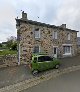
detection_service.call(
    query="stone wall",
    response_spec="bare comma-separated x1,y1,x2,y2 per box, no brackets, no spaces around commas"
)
77,46,80,54
16,11,78,63
18,23,34,63
17,21,78,63
0,55,18,68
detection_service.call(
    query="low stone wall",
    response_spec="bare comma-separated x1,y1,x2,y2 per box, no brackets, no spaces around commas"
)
0,55,18,68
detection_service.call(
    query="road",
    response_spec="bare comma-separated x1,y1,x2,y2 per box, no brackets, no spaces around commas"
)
0,65,33,88
21,69,80,92
0,55,80,88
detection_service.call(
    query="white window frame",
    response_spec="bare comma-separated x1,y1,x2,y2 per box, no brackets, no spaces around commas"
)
63,46,72,55
34,29,40,38
53,31,57,39
67,33,70,40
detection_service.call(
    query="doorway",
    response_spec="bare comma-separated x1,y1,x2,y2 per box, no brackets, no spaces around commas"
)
53,47,58,58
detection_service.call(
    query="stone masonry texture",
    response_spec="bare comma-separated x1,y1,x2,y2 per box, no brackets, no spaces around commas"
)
16,12,78,64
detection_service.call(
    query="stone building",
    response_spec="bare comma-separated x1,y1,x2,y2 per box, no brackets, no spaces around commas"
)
16,11,78,64
77,37,80,54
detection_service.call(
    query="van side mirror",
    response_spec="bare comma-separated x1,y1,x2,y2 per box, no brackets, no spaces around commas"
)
33,57,37,63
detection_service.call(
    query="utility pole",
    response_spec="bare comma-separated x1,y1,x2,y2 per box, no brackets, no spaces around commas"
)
17,24,21,65
18,42,20,65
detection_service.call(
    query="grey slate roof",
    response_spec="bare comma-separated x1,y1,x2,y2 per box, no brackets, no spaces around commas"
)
16,18,79,32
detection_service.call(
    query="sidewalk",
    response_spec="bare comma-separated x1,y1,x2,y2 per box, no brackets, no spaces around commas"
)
60,55,80,69
0,55,80,88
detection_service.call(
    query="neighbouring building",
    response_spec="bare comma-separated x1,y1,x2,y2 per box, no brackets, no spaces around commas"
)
16,11,78,64
77,37,80,54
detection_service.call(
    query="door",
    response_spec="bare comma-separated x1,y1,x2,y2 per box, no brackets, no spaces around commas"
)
37,56,46,71
43,56,53,69
53,47,57,58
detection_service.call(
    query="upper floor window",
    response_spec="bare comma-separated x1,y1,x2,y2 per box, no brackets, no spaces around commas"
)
67,33,70,40
53,31,57,39
34,28,40,38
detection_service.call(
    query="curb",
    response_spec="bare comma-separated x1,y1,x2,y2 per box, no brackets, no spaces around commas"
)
0,65,80,92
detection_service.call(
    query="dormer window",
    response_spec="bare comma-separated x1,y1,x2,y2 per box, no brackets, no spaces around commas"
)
67,33,70,40
34,28,40,38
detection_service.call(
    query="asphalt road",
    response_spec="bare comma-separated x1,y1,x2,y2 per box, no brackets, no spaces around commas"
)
21,69,80,92
59,55,80,69
0,55,80,88
0,65,33,88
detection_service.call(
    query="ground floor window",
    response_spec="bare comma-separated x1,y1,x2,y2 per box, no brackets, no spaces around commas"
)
33,46,40,53
63,46,71,54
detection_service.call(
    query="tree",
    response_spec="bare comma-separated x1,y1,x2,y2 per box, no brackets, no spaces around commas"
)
11,42,17,50
6,36,17,50
0,43,2,47
7,36,16,42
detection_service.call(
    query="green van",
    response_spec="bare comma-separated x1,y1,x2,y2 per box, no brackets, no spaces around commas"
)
29,54,60,75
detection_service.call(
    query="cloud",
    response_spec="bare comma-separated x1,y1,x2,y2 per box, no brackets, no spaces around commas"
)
0,0,80,42
52,0,80,36
0,0,17,43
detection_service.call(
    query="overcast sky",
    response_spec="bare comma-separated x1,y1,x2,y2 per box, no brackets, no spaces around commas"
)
0,0,80,43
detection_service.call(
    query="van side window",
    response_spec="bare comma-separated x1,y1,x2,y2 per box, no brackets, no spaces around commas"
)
38,56,53,62
44,56,53,61
38,56,45,62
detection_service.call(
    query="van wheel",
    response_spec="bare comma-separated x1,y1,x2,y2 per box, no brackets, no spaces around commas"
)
32,70,38,75
55,64,60,69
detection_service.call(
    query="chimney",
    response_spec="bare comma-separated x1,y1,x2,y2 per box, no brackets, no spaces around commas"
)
22,11,27,20
60,24,66,28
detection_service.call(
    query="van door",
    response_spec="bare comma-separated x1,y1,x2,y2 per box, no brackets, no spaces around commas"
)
44,56,53,69
38,56,46,71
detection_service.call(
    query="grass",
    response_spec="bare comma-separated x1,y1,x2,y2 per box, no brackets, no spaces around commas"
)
0,49,17,56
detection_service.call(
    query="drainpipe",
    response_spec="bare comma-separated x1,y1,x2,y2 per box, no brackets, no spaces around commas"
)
18,43,20,65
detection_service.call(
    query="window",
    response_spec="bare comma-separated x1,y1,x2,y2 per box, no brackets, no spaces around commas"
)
63,46,71,54
38,56,53,62
67,33,70,40
33,46,40,53
53,31,57,39
34,28,40,38
44,56,53,61
34,57,37,61
38,56,44,62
